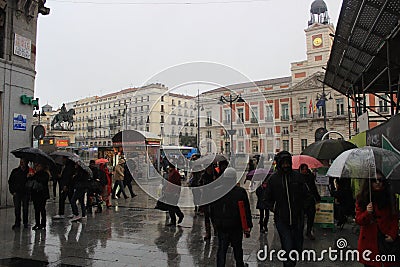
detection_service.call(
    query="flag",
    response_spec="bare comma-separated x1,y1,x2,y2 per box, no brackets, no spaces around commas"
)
308,99,313,114
313,102,317,113
316,99,325,108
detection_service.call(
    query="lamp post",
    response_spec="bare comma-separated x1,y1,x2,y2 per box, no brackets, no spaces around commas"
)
218,93,245,165
316,85,332,130
33,110,46,125
194,89,204,151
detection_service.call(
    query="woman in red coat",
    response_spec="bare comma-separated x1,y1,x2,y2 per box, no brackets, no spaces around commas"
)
355,170,399,267
99,163,112,208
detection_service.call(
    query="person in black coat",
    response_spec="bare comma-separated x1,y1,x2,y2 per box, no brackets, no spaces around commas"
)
299,164,321,240
53,158,76,219
117,160,137,198
255,178,270,234
265,151,307,267
8,158,30,229
70,164,89,222
210,167,252,267
29,162,50,230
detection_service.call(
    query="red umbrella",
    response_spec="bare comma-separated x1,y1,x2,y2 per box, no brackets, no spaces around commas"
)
292,155,323,170
95,158,109,165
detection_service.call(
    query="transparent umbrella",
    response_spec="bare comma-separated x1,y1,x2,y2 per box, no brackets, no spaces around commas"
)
327,146,400,179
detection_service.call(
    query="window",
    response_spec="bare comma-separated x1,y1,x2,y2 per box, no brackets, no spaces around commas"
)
147,96,149,101
207,131,212,138
266,105,273,121
251,106,258,123
172,99,175,106
161,105,164,112
282,127,289,135
252,128,258,137
282,140,289,151
378,95,389,113
207,142,212,153
252,141,259,153
281,104,289,120
336,98,344,115
301,139,307,151
238,141,244,152
266,127,274,136
238,129,244,137
178,100,181,106
300,102,307,118
161,96,164,102
206,111,212,126
237,108,244,122
224,110,231,124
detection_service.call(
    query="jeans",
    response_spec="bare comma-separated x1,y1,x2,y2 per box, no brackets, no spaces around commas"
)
71,188,86,217
275,219,304,267
217,229,244,267
13,193,29,226
112,180,127,198
259,209,270,230
117,181,135,198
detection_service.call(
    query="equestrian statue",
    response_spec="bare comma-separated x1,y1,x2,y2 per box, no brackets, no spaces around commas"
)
51,103,75,130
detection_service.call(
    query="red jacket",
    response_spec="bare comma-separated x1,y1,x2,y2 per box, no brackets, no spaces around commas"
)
355,201,399,266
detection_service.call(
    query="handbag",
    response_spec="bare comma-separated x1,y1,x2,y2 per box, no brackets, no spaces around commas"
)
26,179,43,192
377,229,400,258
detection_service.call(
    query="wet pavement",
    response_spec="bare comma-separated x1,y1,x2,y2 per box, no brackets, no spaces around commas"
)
0,181,361,267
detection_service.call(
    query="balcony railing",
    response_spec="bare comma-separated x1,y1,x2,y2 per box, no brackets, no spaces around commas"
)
250,118,258,123
264,116,274,122
280,115,290,121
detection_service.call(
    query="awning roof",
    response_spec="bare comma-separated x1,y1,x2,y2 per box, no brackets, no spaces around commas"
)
324,0,400,95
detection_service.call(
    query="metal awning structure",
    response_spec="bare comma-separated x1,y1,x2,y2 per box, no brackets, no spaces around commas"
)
324,0,400,124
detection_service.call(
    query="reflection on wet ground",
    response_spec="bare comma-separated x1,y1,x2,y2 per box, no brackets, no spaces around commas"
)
0,183,360,266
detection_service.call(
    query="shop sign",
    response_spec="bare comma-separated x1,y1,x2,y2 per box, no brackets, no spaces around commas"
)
56,140,69,147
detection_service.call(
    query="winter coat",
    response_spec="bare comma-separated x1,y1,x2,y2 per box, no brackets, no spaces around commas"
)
210,186,253,232
265,170,307,226
124,164,134,184
355,201,399,267
59,161,75,188
8,166,29,195
255,184,268,210
99,164,112,194
302,170,321,209
29,170,50,200
72,169,89,191
114,164,124,181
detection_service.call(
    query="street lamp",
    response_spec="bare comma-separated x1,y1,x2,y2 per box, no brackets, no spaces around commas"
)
194,89,204,151
218,93,245,164
33,110,47,125
316,85,333,130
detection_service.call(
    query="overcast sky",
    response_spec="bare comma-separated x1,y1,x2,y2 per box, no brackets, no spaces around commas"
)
35,0,342,109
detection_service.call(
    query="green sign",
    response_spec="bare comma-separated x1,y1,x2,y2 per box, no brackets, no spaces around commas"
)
20,95,39,109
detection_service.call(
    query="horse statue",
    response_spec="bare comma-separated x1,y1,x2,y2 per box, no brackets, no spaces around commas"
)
51,108,75,130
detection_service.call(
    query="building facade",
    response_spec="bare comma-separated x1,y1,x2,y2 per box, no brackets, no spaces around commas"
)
0,0,49,206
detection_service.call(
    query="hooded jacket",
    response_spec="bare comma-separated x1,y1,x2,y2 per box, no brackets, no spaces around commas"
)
265,151,307,225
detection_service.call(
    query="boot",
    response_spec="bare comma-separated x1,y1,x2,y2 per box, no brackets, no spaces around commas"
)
260,223,265,234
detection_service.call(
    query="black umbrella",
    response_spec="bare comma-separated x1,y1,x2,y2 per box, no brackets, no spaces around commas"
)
11,147,56,167
190,154,229,172
50,151,80,164
301,139,357,160
75,160,93,179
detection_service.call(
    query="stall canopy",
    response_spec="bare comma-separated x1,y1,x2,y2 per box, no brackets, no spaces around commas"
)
112,130,161,147
324,0,400,119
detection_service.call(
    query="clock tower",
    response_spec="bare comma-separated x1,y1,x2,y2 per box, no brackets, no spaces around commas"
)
291,0,335,85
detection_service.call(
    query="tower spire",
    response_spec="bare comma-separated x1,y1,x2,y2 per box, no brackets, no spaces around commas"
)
308,0,330,26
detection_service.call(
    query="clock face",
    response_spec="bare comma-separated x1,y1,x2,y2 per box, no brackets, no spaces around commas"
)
313,37,322,47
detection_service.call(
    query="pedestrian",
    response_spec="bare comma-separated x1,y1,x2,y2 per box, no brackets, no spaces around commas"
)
355,169,400,267
70,162,89,222
199,163,217,240
117,159,137,198
165,164,184,226
299,163,321,240
265,151,307,267
53,157,75,219
215,159,229,178
29,162,50,230
331,177,355,228
255,178,270,234
210,167,252,267
112,158,128,199
99,163,112,208
87,160,100,213
8,158,30,229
